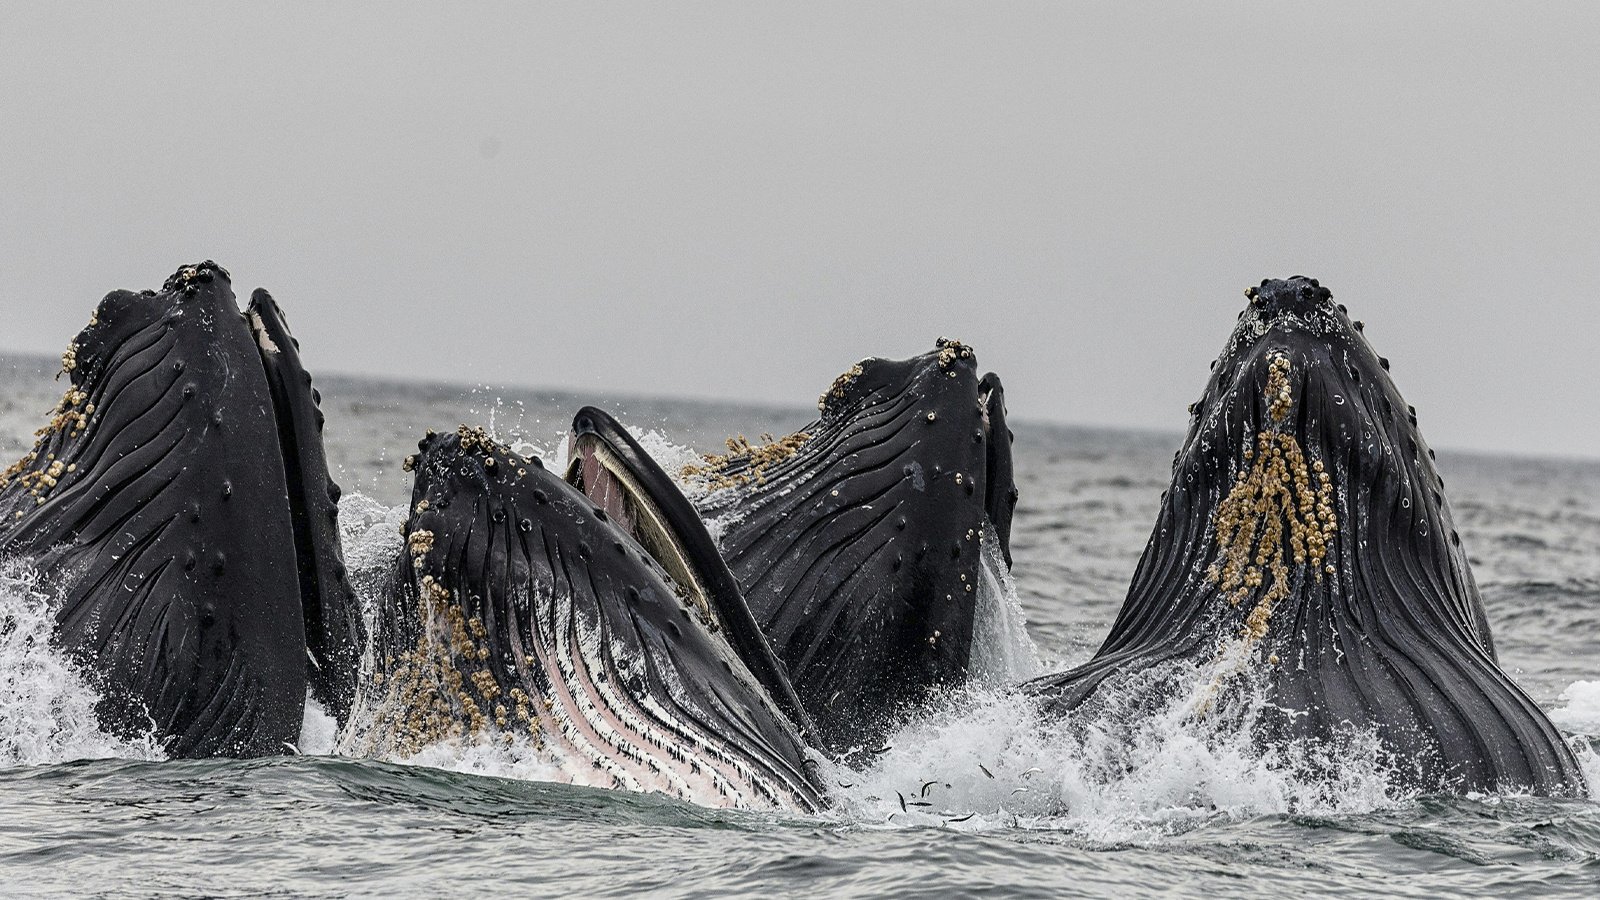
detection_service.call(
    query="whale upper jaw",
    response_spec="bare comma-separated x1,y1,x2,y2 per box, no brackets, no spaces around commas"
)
0,261,361,757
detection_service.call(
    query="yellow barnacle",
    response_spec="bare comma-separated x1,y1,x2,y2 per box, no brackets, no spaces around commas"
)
818,363,865,410
681,430,811,490
1204,352,1339,652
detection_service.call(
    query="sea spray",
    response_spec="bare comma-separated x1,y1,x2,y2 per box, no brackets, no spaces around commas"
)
298,695,339,756
0,559,162,766
1552,680,1600,735
838,653,1401,841
970,524,1043,685
1552,680,1600,800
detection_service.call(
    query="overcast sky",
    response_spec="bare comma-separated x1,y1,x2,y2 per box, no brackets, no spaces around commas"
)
2,2,1597,459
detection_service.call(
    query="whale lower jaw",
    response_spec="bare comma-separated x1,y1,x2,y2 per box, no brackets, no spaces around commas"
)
348,573,817,811
505,589,817,810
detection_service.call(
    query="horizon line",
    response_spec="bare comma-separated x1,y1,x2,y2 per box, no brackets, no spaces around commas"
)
2,347,1595,467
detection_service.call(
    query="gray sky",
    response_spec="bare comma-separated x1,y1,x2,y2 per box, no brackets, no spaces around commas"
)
3,2,1597,459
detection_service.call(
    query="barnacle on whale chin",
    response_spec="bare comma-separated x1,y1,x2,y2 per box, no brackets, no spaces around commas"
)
1203,354,1338,648
365,570,544,758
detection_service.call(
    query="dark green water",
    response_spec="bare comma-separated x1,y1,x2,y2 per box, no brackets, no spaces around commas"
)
2,356,1598,897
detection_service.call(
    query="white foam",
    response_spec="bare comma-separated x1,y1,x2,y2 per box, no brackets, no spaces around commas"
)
1571,740,1600,802
1551,680,1600,801
400,732,566,784
0,559,163,766
969,524,1043,685
835,657,1401,841
297,694,339,756
338,492,407,587
1551,680,1600,735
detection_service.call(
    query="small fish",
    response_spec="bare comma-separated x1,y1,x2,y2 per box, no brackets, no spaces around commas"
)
908,801,933,808
920,780,939,797
871,745,893,755
979,764,995,779
1010,787,1029,795
837,781,855,789
945,813,976,824
896,791,907,812
1021,767,1042,779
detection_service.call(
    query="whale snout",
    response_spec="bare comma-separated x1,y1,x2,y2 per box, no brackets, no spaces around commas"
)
1246,276,1334,321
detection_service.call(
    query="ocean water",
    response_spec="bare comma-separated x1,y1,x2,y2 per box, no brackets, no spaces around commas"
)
2,352,1598,898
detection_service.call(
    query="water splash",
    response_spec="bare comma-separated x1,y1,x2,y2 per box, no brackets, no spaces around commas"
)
1552,680,1600,735
629,426,708,484
0,559,163,766
836,656,1401,842
339,490,408,621
1552,680,1600,801
298,695,339,756
970,524,1042,685
401,732,565,783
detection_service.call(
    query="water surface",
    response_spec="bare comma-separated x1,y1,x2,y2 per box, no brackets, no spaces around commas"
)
2,353,1596,897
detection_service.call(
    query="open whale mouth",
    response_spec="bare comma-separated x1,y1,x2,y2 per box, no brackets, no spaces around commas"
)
563,407,822,746
565,415,715,626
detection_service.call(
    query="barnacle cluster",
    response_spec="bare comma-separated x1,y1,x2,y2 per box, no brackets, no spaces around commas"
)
0,453,76,508
1204,355,1338,647
817,363,864,411
1,387,94,505
935,336,973,371
681,431,811,491
368,570,543,756
455,424,491,454
407,529,435,569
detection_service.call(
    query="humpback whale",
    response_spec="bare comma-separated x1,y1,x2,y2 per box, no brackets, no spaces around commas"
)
684,340,1018,753
1027,277,1586,796
347,426,826,812
0,262,363,757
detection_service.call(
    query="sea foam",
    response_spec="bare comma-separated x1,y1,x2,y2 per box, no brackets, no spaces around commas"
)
0,559,163,766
